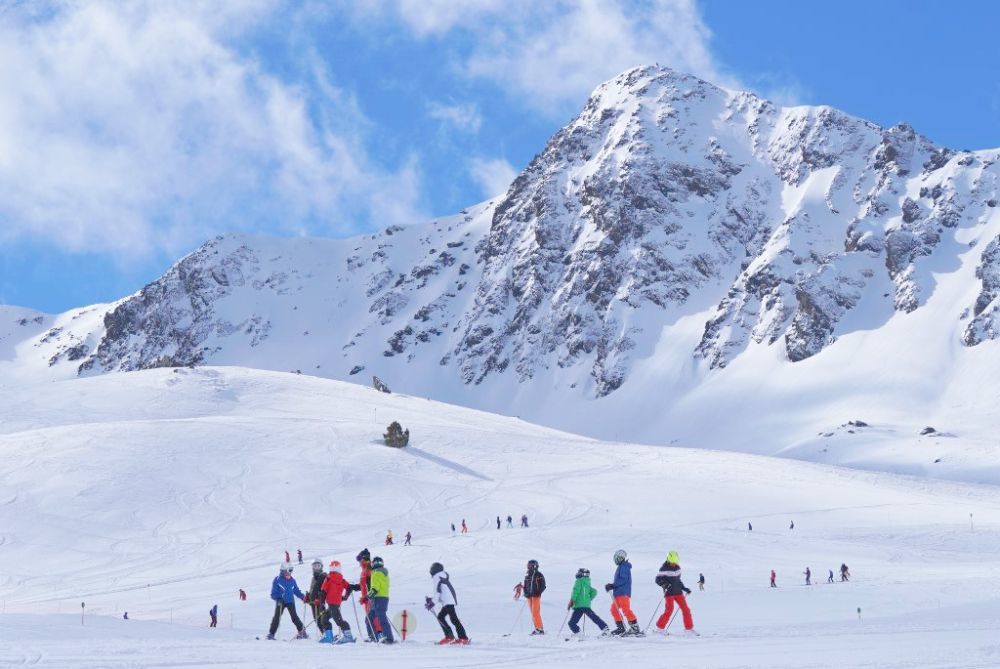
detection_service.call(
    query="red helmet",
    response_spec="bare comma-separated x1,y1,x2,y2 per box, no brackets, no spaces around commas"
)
328,560,342,573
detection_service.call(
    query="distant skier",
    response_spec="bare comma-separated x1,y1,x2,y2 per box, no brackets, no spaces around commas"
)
497,516,501,530
606,549,641,636
267,563,307,640
297,549,303,564
319,560,355,644
507,515,513,528
451,523,456,534
306,558,327,631
698,573,705,591
521,514,529,528
567,567,609,636
404,531,412,546
790,520,795,530
426,562,469,644
840,563,850,582
366,556,394,643
354,548,381,641
385,530,393,545
515,559,546,634
748,522,752,532
770,570,777,588
655,551,697,635
284,550,291,563
804,567,811,585
210,604,218,628
239,589,246,601
461,519,468,534
827,569,834,584
123,611,128,620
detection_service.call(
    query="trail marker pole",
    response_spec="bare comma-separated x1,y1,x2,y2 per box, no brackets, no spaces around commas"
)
857,607,862,623
81,602,85,626
970,513,974,531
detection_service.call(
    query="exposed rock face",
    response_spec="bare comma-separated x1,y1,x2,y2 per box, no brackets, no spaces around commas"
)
10,65,1000,402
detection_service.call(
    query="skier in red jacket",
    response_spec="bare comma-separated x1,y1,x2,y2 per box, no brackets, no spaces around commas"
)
318,561,355,643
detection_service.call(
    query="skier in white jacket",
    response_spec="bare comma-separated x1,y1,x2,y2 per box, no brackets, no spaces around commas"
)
424,562,469,644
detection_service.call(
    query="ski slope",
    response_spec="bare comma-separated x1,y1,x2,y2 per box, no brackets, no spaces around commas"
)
1,367,998,667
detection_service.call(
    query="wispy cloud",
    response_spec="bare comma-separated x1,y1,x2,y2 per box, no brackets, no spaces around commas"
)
469,157,517,199
427,101,483,133
0,1,426,259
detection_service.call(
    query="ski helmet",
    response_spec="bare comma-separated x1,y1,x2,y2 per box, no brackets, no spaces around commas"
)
356,548,370,563
575,567,590,578
372,556,384,569
279,562,293,573
667,550,680,564
429,562,444,576
527,559,539,571
312,558,323,571
328,560,342,573
613,549,627,565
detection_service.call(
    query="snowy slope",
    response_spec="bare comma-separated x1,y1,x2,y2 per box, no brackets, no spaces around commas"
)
0,367,999,668
3,65,1000,481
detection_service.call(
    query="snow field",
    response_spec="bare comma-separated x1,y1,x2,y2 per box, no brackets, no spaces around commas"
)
1,367,999,667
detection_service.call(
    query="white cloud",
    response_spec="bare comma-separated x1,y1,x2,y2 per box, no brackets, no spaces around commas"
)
0,1,426,258
469,157,517,199
427,101,482,133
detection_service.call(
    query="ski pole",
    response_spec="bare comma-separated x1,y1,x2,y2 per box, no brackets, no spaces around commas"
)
505,599,526,636
557,608,570,636
663,608,680,633
643,597,663,633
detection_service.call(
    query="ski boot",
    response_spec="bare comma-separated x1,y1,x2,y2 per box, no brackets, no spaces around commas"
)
319,629,334,644
437,637,456,645
611,621,626,636
454,637,470,645
530,628,545,635
265,633,276,640
627,622,644,637
296,628,309,639
335,630,356,644
684,628,700,637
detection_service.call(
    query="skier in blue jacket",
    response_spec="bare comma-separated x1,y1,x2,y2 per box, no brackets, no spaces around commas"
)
604,549,640,635
267,562,307,639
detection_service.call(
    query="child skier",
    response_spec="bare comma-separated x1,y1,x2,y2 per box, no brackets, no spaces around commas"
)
516,559,546,634
567,568,608,636
425,562,469,644
306,558,327,633
354,548,382,641
605,549,641,636
209,604,217,628
654,551,697,635
319,560,355,643
267,562,307,640
366,556,394,644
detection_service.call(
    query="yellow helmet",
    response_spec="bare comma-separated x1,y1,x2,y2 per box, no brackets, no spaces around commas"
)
667,551,680,564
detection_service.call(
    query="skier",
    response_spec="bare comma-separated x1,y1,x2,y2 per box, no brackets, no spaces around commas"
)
306,558,327,632
497,516,501,530
521,514,529,528
239,589,246,601
804,567,811,585
516,559,547,634
319,560,355,644
605,549,641,636
425,562,469,644
828,569,835,584
267,562,307,640
840,563,850,582
284,550,291,563
748,522,752,532
385,530,393,546
567,567,608,637
770,570,777,588
451,523,456,534
297,549,303,565
354,548,382,641
790,520,795,530
654,551,697,635
461,519,468,534
507,515,513,528
404,531,412,546
210,604,218,628
698,573,705,591
123,611,128,620
366,556,394,644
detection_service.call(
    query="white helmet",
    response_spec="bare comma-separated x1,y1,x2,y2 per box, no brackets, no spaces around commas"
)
311,558,323,570
279,562,294,573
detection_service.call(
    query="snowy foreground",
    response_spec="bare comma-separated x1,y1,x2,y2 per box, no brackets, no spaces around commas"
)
1,367,998,668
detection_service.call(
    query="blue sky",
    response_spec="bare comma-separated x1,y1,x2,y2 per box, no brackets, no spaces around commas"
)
1,0,998,313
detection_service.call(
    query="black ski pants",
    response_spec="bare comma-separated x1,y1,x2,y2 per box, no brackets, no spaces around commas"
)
310,600,326,630
436,604,467,639
321,603,351,632
269,601,304,635
568,607,607,633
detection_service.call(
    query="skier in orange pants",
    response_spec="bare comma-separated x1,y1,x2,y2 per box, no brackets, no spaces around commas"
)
515,559,547,634
655,551,697,635
605,550,641,635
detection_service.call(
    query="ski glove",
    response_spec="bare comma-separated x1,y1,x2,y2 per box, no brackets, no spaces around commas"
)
684,588,692,595
367,588,377,599
604,583,614,592
425,597,435,611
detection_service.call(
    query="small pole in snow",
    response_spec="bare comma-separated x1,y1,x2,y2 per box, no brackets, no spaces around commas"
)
970,513,974,531
81,602,85,626
857,607,861,623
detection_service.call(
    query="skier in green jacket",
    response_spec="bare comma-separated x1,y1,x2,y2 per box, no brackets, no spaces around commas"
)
566,568,609,636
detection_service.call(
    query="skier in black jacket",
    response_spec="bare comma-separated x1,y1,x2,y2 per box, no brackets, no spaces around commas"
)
306,558,328,632
653,551,697,635
514,559,546,634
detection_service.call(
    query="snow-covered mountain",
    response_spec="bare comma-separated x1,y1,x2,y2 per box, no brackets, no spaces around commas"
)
4,65,1000,476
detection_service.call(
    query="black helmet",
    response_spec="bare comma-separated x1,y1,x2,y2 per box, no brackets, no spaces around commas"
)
527,559,539,571
356,548,370,563
372,556,384,569
430,562,444,576
575,567,590,578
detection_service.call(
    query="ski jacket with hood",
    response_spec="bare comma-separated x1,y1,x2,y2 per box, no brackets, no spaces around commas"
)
369,567,390,598
655,561,688,596
570,576,598,608
523,569,546,598
308,571,327,602
271,573,304,603
431,570,458,607
321,571,352,605
612,560,633,597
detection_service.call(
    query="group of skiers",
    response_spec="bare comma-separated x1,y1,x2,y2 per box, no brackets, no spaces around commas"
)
514,549,697,638
770,563,850,587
